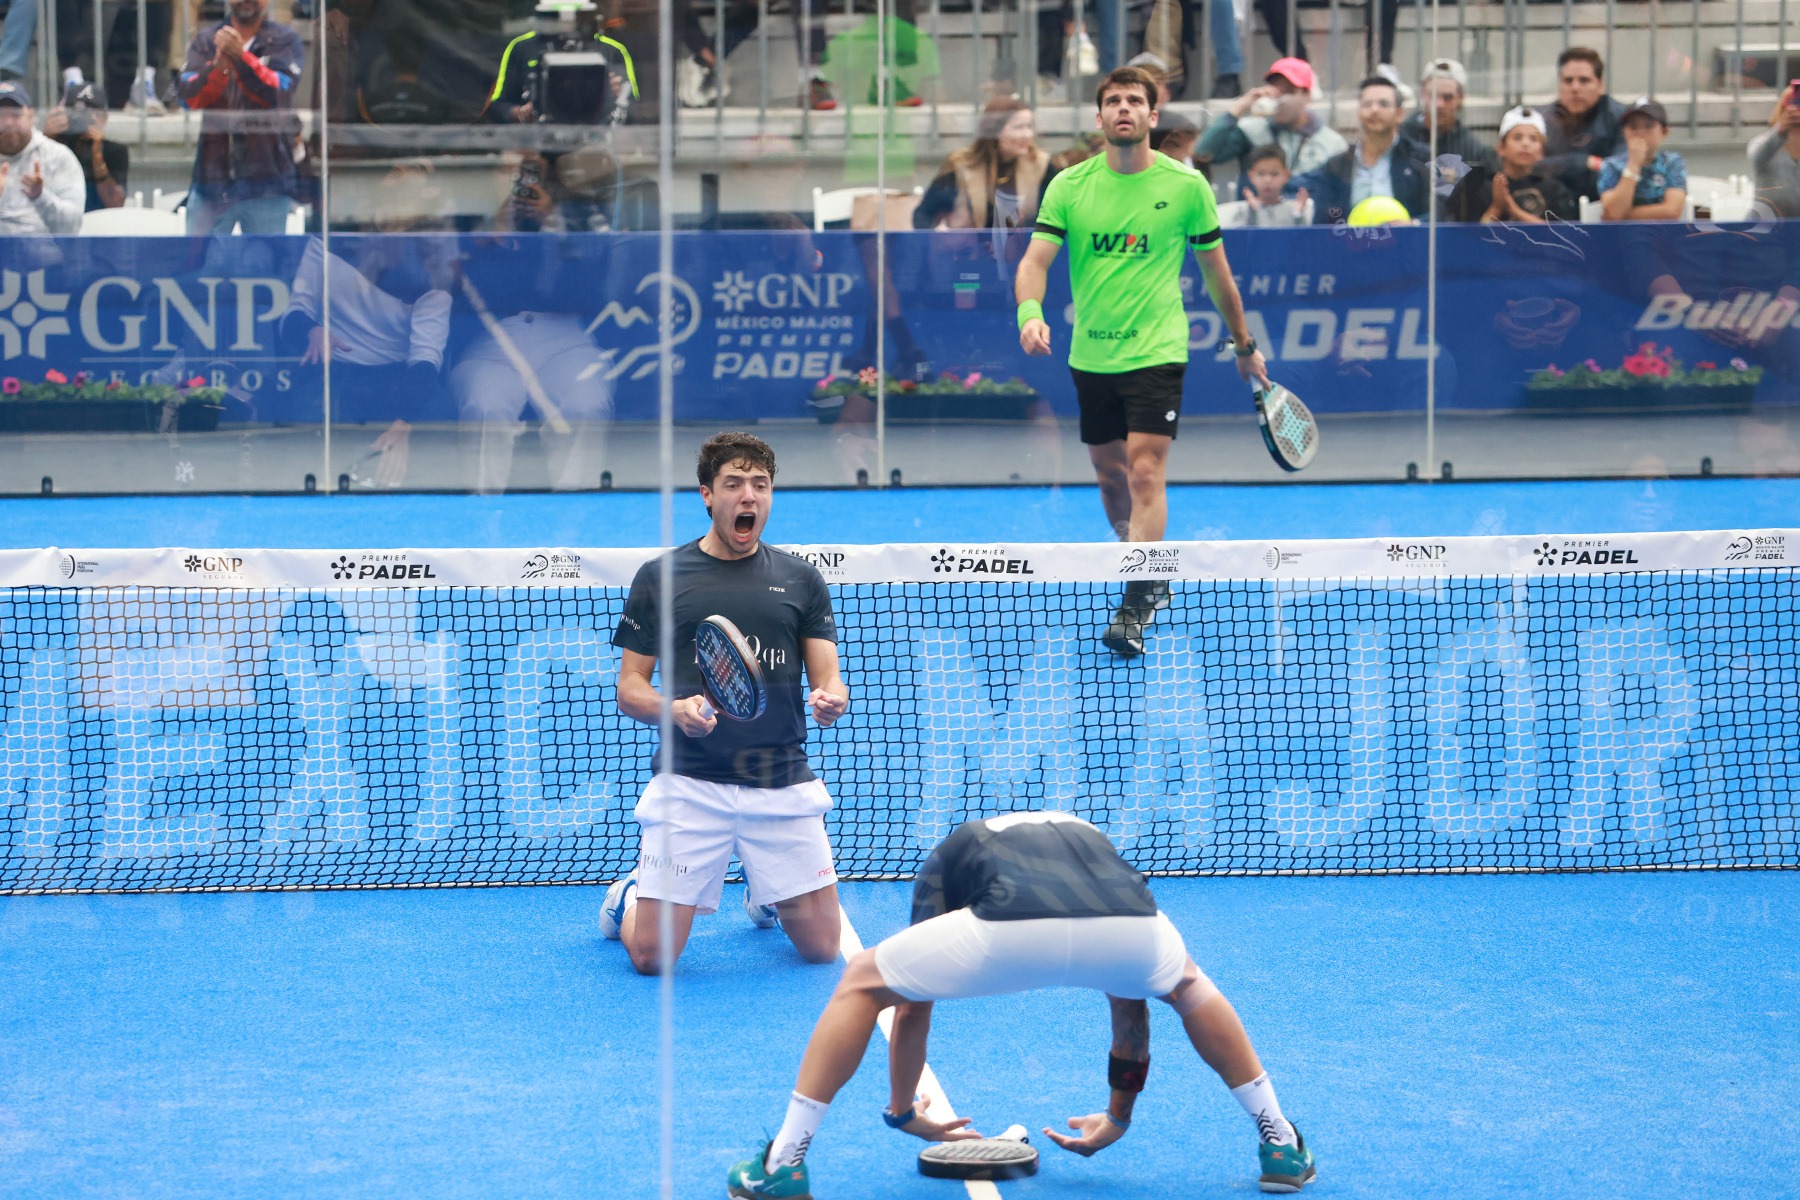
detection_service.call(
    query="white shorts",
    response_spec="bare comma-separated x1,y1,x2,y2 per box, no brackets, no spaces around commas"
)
874,909,1192,1002
633,774,836,915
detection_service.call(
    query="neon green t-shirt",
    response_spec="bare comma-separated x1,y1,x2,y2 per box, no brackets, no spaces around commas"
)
1031,152,1223,374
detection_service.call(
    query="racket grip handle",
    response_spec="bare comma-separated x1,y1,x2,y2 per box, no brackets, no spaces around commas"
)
696,698,715,720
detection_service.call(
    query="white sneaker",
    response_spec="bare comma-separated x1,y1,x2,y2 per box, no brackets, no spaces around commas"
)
676,55,718,107
598,870,638,940
127,76,166,116
743,886,779,930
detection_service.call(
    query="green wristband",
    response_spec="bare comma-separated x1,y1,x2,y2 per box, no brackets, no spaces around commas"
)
1016,299,1044,331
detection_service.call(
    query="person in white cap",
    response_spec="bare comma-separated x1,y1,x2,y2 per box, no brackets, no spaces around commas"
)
1400,58,1495,179
0,80,84,235
1444,105,1577,223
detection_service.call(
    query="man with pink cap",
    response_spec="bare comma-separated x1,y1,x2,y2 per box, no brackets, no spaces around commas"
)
1196,58,1347,202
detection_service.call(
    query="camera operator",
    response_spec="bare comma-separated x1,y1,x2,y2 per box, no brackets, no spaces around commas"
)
484,0,636,127
43,81,126,211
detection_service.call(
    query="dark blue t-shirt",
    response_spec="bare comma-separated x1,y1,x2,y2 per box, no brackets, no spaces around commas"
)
910,813,1159,923
613,540,837,788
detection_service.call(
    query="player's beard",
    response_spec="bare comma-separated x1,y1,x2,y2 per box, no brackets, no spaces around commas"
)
1104,126,1148,149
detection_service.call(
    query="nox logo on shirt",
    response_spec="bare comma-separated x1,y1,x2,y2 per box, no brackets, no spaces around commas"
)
1089,232,1150,255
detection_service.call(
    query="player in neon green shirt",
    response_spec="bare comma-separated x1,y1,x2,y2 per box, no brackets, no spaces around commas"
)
1016,65,1268,657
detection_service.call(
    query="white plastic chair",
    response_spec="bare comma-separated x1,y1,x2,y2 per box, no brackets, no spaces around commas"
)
78,207,188,236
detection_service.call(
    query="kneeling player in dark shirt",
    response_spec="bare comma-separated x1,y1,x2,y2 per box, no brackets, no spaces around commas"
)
728,811,1316,1197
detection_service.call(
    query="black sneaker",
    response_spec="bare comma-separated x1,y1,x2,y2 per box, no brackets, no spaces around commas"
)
1102,580,1172,658
1210,72,1241,99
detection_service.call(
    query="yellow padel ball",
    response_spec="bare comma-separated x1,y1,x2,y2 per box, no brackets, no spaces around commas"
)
1346,196,1412,227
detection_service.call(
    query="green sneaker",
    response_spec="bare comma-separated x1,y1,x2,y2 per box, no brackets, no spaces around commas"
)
1258,1127,1316,1193
727,1144,813,1199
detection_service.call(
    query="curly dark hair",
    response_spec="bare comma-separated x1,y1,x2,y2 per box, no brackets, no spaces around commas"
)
696,431,778,489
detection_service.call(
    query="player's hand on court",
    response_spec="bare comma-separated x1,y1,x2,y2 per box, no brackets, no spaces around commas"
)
808,688,846,727
672,694,717,737
1043,1112,1126,1157
898,1096,981,1143
1234,346,1270,390
1019,318,1051,356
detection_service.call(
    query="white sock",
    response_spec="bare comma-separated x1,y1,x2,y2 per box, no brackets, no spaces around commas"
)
766,1092,829,1170
1230,1073,1296,1146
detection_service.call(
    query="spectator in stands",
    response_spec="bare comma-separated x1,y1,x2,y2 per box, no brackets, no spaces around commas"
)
0,0,36,84
450,153,615,493
0,80,82,233
1401,58,1495,181
1749,86,1800,219
1137,0,1246,99
174,0,304,235
1198,57,1347,201
675,0,830,111
1443,105,1576,223
1217,144,1311,226
1291,74,1428,225
42,80,124,211
485,0,636,126
1599,96,1686,221
1541,46,1624,201
1152,112,1200,166
4,0,169,111
915,97,1053,232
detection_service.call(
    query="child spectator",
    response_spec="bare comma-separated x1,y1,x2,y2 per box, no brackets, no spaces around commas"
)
1598,96,1687,221
1217,144,1312,226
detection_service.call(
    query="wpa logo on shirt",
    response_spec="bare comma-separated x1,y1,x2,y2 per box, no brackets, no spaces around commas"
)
1089,232,1150,256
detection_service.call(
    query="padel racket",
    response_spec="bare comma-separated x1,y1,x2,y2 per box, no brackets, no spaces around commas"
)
1253,381,1319,472
918,1137,1039,1181
693,614,766,721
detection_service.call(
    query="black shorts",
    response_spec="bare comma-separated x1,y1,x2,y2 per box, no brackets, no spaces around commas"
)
1070,363,1186,445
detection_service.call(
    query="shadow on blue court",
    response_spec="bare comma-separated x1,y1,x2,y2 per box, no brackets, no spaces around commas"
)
0,476,1794,550
2,872,1794,1198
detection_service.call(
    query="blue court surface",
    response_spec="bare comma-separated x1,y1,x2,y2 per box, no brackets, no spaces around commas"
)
2,479,1796,1197
0,475,1794,549
2,872,1796,1198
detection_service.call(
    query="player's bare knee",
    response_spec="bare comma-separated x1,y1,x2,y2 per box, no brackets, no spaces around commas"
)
1161,961,1221,1016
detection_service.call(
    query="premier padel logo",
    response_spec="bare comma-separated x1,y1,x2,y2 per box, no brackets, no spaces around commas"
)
1531,539,1641,570
1089,232,1150,256
1726,534,1785,562
521,552,582,581
1120,548,1181,576
932,549,1036,576
329,554,440,583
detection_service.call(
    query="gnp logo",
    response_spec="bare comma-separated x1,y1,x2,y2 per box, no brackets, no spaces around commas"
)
712,270,857,315
1120,547,1181,575
1089,232,1150,255
329,554,440,583
930,549,1037,576
182,553,245,579
1386,543,1449,571
1725,534,1786,563
791,548,849,578
1530,540,1641,570
3,269,291,361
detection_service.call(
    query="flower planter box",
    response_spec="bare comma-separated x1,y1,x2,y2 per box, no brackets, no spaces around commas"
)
1523,384,1757,414
0,399,225,434
810,390,1040,424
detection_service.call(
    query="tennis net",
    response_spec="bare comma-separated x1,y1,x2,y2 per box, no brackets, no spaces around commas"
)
1,531,1795,893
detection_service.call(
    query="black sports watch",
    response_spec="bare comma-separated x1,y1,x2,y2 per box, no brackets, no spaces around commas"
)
1232,337,1259,357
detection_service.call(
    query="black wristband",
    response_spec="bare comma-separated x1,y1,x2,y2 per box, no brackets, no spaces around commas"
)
882,1106,916,1129
1108,1053,1149,1092
1233,337,1259,357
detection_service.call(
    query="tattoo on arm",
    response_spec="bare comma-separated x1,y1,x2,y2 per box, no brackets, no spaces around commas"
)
1110,997,1150,1059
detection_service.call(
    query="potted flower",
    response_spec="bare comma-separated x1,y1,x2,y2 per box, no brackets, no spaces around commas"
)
809,368,1039,424
0,371,228,433
1525,345,1762,412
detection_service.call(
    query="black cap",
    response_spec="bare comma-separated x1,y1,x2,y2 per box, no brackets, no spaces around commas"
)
66,81,102,110
1621,95,1669,126
0,80,32,108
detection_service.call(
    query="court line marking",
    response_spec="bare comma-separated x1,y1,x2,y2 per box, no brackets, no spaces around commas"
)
838,905,1000,1200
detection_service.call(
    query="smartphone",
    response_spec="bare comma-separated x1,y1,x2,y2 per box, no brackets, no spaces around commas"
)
1788,79,1800,108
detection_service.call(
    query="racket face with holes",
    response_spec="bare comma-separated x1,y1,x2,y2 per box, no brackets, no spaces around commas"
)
694,615,766,721
917,1138,1039,1180
1253,382,1319,472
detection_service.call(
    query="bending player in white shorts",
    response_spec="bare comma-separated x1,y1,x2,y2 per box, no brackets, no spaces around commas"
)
728,811,1316,1197
601,432,849,974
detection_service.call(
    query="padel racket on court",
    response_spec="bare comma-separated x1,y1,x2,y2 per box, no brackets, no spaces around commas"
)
693,614,766,721
1253,381,1319,472
918,1137,1039,1181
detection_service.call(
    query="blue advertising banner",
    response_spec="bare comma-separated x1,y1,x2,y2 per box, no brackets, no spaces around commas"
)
2,222,1795,426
